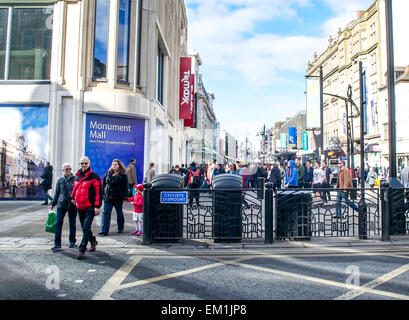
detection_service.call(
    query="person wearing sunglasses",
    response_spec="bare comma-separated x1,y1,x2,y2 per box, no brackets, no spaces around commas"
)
71,156,103,259
49,163,77,251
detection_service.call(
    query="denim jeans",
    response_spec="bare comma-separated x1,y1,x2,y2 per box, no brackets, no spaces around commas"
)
78,207,96,253
336,191,358,217
102,201,125,233
54,206,77,247
43,189,53,203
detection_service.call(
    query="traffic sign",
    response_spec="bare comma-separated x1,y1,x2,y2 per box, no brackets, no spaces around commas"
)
160,191,188,204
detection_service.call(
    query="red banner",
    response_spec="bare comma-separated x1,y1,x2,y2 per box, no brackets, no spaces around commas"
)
184,75,195,127
179,57,194,120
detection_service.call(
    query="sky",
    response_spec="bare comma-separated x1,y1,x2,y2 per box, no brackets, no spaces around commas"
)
185,0,375,151
0,106,49,159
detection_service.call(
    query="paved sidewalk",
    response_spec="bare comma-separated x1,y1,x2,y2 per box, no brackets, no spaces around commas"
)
0,201,408,251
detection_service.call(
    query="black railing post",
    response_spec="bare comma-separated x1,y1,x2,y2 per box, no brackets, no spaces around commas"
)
264,182,273,244
257,177,265,199
358,195,368,239
142,183,152,245
381,181,391,241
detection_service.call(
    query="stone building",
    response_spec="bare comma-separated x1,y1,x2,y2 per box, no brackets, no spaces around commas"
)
184,52,220,165
0,0,189,198
306,0,409,172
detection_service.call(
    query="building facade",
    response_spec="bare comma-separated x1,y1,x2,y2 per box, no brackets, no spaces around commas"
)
184,52,221,165
306,0,409,172
0,0,189,198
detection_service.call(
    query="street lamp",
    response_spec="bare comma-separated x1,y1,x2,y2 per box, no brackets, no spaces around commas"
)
256,125,266,163
385,0,397,180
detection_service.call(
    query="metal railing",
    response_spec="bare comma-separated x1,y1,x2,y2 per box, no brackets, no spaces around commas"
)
142,181,409,244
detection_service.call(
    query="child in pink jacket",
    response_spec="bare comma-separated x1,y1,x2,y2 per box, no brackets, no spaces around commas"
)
128,184,144,236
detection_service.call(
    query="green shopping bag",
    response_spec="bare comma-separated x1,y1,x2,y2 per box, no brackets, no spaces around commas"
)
45,210,57,233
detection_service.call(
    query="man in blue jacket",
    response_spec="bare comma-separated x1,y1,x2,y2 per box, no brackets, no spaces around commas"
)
284,160,298,188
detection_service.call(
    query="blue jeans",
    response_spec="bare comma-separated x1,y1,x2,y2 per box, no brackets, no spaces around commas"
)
336,191,358,217
102,201,125,233
43,189,53,203
78,207,96,253
54,206,77,247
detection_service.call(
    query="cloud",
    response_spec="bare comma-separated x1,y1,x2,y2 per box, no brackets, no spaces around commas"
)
0,108,23,143
187,1,327,89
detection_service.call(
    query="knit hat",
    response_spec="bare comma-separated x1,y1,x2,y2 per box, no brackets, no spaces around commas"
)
135,184,144,192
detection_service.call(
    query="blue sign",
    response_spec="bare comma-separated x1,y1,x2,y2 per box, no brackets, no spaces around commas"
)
371,100,376,127
85,114,145,184
362,71,367,134
160,191,188,204
288,127,297,145
303,132,308,151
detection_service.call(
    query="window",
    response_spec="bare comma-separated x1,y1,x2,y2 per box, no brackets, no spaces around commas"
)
361,29,367,50
156,44,164,105
0,6,53,80
93,0,110,79
117,0,130,82
0,9,7,79
135,0,142,86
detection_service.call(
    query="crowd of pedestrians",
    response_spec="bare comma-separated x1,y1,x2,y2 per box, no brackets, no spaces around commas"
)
44,155,409,259
49,156,147,260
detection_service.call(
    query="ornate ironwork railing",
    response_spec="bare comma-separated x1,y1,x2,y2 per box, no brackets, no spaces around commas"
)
183,188,264,240
274,188,380,238
143,184,389,244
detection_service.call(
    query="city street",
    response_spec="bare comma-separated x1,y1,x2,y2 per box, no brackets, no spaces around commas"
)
1,201,409,305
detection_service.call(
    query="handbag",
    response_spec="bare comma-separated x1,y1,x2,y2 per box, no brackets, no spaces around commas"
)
95,213,102,227
45,210,57,233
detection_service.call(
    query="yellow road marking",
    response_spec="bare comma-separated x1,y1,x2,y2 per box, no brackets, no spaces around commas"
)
223,260,409,300
116,261,227,291
93,256,142,300
336,263,409,300
93,249,409,300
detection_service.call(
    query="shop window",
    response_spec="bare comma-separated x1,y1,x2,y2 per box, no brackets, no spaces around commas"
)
93,0,110,80
117,0,130,82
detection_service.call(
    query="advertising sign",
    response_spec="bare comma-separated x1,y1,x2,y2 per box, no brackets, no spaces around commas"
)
0,105,49,199
303,132,308,151
179,57,195,120
362,71,368,134
85,114,145,184
280,133,287,150
306,78,321,129
184,79,196,128
313,129,322,151
371,100,376,127
288,127,297,145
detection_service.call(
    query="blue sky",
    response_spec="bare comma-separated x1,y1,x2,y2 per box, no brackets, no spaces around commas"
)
185,0,374,150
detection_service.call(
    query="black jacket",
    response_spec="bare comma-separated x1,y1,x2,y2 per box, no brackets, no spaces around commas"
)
269,167,282,188
41,166,53,190
103,171,128,203
51,174,75,209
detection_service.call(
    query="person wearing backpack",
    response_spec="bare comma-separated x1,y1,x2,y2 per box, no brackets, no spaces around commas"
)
185,162,202,207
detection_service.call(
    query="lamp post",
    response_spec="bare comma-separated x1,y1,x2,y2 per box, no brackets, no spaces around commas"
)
358,60,367,239
385,0,397,179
